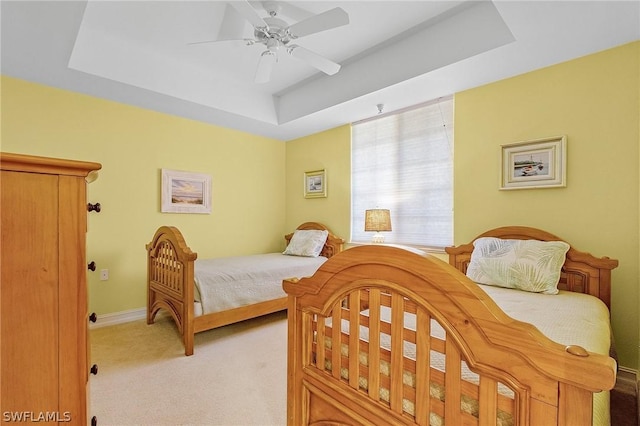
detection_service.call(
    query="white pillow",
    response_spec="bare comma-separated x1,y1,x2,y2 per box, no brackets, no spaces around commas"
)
466,237,570,294
283,229,329,257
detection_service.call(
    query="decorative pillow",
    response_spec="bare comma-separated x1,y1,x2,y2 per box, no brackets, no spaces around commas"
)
466,237,570,294
283,229,329,257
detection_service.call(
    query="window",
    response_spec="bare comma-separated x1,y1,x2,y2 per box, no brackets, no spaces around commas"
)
351,96,453,248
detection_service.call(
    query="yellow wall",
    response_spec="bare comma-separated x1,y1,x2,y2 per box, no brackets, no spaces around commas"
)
285,42,640,369
285,124,352,240
2,41,638,368
1,76,286,316
454,41,639,369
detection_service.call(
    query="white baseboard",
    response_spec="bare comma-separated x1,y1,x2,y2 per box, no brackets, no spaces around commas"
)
616,366,638,394
89,307,147,329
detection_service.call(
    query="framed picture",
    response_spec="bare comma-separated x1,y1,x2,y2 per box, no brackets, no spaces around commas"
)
161,169,212,213
304,169,327,198
500,136,567,190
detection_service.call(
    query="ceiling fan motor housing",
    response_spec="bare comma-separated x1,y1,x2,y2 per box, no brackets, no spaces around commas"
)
255,17,292,47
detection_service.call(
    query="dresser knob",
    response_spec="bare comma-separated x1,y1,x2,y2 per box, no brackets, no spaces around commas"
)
90,364,98,375
87,202,101,213
91,416,97,426
88,261,96,271
89,312,97,323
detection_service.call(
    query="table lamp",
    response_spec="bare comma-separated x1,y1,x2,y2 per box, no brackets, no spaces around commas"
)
364,209,392,244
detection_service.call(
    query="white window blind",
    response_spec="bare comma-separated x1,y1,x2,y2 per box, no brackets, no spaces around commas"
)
351,96,454,248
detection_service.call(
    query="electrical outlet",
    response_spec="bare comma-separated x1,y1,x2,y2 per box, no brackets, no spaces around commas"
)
100,269,109,281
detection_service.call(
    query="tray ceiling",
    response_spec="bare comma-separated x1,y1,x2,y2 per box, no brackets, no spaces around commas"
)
2,1,639,140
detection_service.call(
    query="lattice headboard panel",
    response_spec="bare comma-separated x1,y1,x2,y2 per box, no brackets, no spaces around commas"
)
149,240,185,299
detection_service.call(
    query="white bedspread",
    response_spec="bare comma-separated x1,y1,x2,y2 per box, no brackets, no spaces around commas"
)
341,285,612,425
479,285,611,357
194,253,327,315
481,285,612,426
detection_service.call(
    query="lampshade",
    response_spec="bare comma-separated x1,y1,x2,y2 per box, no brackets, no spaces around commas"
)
365,209,392,232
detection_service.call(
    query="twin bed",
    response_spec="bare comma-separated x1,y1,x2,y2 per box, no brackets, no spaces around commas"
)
284,226,618,425
146,224,618,425
146,222,344,356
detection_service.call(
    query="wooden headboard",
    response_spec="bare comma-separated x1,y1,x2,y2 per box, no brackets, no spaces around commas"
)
445,226,619,309
285,221,344,259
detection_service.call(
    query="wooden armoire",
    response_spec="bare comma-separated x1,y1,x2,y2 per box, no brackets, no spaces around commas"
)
1,152,102,425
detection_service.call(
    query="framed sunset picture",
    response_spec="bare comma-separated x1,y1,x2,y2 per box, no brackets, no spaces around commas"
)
161,169,212,213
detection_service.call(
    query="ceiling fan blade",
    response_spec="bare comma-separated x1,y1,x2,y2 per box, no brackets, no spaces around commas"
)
188,3,257,46
287,45,341,75
217,3,248,41
229,0,269,30
254,50,276,83
287,7,349,39
187,38,253,46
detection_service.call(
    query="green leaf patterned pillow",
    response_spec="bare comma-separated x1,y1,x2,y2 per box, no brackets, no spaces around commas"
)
466,237,570,294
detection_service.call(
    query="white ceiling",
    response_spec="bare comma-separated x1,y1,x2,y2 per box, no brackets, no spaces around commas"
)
2,1,639,141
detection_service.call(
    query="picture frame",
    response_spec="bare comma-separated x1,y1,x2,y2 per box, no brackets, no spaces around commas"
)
304,169,327,198
161,169,212,213
500,135,567,190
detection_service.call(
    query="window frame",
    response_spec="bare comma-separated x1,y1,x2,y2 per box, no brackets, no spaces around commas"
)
350,96,454,249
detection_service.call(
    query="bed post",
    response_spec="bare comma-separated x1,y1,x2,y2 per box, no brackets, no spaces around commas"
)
285,280,301,426
558,383,593,425
183,256,195,356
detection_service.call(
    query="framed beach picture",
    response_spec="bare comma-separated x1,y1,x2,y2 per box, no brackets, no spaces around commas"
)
500,136,567,190
304,169,327,198
161,169,212,213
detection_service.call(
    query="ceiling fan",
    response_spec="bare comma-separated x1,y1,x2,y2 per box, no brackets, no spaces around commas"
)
190,1,349,83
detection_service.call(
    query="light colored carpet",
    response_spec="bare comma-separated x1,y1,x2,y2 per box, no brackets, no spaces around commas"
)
90,312,288,426
91,310,636,425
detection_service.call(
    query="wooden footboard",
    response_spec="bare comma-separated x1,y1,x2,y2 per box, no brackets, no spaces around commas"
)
284,245,617,426
146,226,197,355
147,222,344,356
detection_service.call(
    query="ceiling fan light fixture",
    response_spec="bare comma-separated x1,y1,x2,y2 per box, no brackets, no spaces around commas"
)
266,38,281,51
255,50,277,84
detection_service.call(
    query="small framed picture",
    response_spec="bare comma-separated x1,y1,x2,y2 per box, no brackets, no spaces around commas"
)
304,169,327,198
500,136,567,190
161,169,212,213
